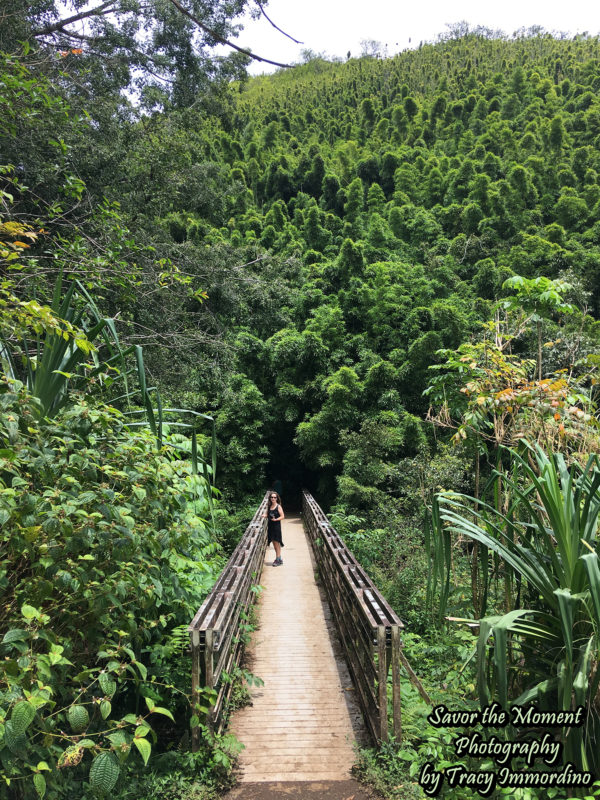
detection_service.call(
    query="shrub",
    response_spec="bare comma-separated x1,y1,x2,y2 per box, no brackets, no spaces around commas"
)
0,379,224,798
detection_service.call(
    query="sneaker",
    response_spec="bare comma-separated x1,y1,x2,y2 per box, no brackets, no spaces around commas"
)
273,558,283,566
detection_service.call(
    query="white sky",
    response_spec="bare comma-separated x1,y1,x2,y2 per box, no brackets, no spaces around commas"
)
234,0,600,75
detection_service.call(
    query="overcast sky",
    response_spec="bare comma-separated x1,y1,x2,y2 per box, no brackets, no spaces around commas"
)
234,0,600,75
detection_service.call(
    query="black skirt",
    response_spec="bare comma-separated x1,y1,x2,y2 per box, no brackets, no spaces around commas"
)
267,520,283,544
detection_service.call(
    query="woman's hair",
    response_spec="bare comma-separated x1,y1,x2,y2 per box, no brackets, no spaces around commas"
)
268,491,281,505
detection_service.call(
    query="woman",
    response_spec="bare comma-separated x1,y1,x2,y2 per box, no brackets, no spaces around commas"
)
263,491,285,566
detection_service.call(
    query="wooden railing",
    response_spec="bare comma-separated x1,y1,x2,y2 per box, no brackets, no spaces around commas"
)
188,494,268,745
302,490,404,742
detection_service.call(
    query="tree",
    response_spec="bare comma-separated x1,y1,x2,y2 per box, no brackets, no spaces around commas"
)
303,206,331,251
337,238,365,279
344,177,365,222
7,0,290,105
391,105,407,138
427,334,598,458
360,97,376,125
549,114,566,152
215,374,268,499
366,182,386,213
501,275,575,381
321,174,343,214
359,39,383,58
356,156,380,186
303,154,326,199
553,191,589,230
295,366,364,477
404,95,418,120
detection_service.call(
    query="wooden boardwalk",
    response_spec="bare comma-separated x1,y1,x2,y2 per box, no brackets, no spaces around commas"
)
230,514,366,782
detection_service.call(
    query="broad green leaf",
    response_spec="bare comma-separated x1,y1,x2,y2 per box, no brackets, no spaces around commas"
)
11,700,35,734
33,773,46,799
107,730,128,747
29,694,50,710
134,661,147,680
2,628,27,644
4,720,27,754
100,700,111,720
150,707,174,721
89,752,119,794
67,705,89,733
133,736,151,765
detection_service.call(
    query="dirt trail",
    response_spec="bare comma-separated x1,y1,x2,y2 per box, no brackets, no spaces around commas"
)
223,778,377,800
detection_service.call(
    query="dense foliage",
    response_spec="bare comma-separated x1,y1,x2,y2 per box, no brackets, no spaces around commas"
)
81,28,600,506
4,18,600,800
0,381,227,798
0,28,239,800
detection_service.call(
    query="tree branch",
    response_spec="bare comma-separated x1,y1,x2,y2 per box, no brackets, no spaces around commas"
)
42,29,178,83
31,0,292,70
256,1,303,44
32,1,117,37
166,0,291,68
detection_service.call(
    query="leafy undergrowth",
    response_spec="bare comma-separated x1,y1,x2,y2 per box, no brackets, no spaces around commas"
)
0,379,232,798
354,628,598,800
354,629,477,800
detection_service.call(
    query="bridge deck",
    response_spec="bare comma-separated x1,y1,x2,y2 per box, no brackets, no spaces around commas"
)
230,514,366,782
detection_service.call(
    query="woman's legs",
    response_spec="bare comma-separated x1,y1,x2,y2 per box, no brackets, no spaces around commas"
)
273,541,281,563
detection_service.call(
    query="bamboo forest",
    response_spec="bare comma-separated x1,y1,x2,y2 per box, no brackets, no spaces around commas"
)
3,3,600,798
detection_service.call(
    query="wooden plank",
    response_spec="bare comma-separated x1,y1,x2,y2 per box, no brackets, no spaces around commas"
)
229,514,364,782
304,491,403,627
187,494,270,733
204,628,215,732
302,492,390,743
399,647,433,705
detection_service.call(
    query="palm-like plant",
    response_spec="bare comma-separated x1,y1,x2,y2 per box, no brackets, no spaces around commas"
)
431,443,600,771
2,270,139,417
2,272,217,506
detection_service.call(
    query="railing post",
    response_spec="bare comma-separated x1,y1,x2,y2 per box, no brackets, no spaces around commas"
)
188,495,269,744
301,490,407,744
377,625,388,742
191,629,201,751
391,625,402,742
204,628,214,733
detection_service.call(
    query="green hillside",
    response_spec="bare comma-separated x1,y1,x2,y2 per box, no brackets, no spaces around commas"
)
112,31,600,505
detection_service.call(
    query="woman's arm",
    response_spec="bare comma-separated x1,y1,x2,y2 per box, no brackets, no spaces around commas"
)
276,504,285,521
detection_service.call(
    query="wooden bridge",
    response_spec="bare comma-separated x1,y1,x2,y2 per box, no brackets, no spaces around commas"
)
188,492,411,782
